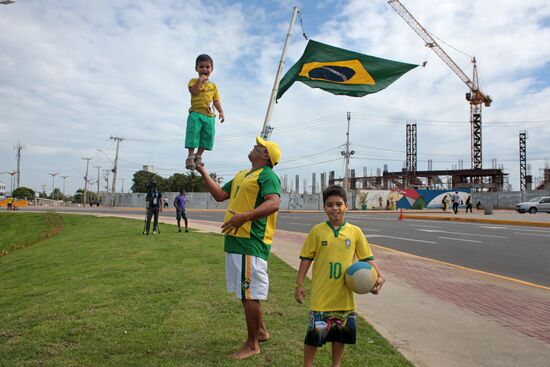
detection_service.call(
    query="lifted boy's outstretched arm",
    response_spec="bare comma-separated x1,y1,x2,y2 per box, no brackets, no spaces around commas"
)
295,259,312,304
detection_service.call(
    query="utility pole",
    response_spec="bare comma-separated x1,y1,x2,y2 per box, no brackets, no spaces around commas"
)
341,112,355,192
81,157,91,205
121,178,125,194
60,175,68,201
48,172,58,200
103,169,110,193
110,136,124,207
14,142,23,188
94,165,101,198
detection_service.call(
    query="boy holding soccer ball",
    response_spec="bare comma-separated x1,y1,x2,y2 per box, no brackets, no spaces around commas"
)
295,185,385,367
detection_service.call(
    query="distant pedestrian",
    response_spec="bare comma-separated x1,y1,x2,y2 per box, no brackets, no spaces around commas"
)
476,200,482,210
465,195,473,213
452,191,461,214
6,196,13,210
174,189,188,233
144,180,163,235
442,195,448,212
378,196,383,209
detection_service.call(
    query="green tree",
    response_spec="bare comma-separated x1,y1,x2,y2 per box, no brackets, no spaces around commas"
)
49,188,67,201
131,171,168,193
12,186,35,199
72,189,99,204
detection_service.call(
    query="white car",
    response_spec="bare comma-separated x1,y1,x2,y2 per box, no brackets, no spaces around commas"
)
515,196,550,214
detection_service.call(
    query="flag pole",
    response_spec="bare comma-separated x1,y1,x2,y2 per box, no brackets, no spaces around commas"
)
261,6,300,139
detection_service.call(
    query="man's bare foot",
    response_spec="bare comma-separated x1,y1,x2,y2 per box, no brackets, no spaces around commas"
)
231,343,260,360
258,330,270,342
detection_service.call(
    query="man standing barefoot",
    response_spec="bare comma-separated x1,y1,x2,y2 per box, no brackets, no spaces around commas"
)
196,136,281,359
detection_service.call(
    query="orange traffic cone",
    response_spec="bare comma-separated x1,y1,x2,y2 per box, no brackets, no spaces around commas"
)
398,209,404,221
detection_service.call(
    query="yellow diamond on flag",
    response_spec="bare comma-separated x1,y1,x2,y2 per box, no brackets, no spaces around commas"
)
298,60,376,85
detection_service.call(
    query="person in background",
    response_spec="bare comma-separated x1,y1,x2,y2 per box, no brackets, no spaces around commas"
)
173,189,189,233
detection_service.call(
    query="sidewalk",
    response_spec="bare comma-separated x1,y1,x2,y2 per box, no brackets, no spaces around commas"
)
400,208,550,227
58,211,550,366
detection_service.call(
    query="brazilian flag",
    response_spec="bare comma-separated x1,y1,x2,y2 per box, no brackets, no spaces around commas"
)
276,40,418,100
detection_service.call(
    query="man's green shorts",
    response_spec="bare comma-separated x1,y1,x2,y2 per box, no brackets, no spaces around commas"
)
185,111,215,150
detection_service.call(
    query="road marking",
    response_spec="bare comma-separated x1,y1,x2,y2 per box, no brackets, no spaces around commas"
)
409,224,442,228
416,229,506,238
509,227,550,233
478,226,508,229
437,236,482,243
512,232,550,237
369,243,550,291
363,228,380,232
366,234,437,244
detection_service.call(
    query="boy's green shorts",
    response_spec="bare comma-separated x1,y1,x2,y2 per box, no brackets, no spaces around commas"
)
185,111,215,150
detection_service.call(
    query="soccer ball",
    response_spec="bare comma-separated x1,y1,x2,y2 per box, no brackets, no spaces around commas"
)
344,262,378,294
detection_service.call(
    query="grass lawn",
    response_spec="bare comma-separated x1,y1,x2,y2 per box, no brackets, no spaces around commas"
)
0,213,413,367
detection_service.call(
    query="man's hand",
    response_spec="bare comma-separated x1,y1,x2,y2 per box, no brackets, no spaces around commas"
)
219,112,225,123
198,74,209,83
221,209,250,235
295,286,306,304
195,163,207,175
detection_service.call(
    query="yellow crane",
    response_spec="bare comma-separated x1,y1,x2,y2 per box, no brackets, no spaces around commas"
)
388,0,492,183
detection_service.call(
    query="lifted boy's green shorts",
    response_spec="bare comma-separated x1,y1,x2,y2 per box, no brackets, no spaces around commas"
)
185,111,215,150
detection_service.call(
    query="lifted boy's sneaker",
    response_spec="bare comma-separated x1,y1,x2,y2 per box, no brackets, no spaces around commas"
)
185,156,195,170
194,155,204,167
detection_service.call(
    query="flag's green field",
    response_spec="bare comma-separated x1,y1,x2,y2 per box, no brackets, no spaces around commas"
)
0,213,413,367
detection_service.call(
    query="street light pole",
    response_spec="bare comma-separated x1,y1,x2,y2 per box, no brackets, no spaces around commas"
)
341,112,355,193
48,172,58,200
60,175,68,201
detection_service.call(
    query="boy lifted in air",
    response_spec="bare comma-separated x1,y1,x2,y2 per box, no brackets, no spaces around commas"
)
295,185,385,367
185,54,225,170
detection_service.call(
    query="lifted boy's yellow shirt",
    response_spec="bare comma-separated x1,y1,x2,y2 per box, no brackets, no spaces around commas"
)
300,222,373,311
188,78,220,117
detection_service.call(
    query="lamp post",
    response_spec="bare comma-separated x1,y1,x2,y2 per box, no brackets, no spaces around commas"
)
1,171,17,194
48,172,59,200
60,175,68,201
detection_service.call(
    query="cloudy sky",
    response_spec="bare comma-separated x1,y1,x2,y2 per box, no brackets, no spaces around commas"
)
1,0,549,196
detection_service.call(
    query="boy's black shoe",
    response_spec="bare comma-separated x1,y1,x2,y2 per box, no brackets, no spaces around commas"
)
185,229,189,233
179,228,182,232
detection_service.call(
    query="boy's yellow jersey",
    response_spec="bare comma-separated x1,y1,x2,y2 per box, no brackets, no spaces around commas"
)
222,167,281,261
188,78,220,116
300,222,374,311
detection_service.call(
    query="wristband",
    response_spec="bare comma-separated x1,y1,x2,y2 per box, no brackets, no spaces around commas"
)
295,282,304,288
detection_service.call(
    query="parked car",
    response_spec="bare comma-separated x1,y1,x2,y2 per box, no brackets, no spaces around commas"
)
515,196,550,214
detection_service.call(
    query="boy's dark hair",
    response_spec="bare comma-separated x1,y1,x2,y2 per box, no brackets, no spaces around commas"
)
196,54,213,67
179,188,185,194
322,185,347,204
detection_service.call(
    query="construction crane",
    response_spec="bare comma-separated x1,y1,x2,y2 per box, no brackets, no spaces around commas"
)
388,0,492,186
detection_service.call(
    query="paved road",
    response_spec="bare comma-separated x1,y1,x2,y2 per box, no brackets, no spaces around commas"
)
25,207,550,287
191,211,550,287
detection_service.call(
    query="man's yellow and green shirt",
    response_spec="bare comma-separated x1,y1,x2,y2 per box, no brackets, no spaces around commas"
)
300,222,374,311
222,166,281,261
